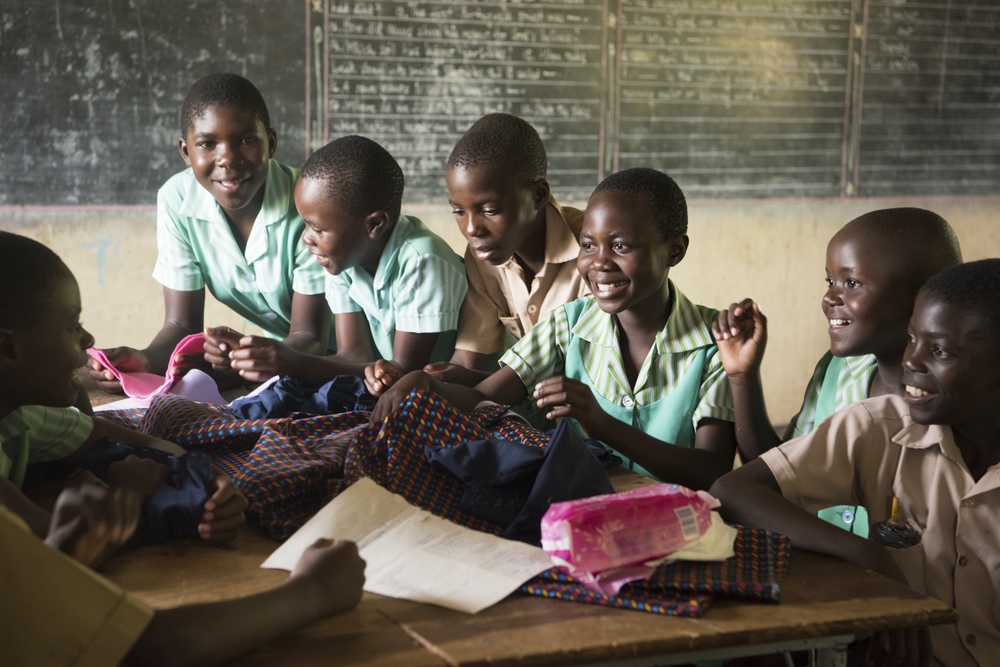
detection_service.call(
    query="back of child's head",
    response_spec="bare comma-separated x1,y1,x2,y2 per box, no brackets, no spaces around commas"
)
179,72,271,136
837,208,962,285
590,167,687,241
0,231,70,331
921,258,1000,334
447,113,548,184
300,135,404,221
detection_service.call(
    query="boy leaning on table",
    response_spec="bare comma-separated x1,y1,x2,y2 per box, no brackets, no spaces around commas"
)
711,259,1000,667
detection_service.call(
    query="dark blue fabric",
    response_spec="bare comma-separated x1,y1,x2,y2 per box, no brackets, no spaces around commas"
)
229,375,374,419
80,437,213,546
424,419,616,546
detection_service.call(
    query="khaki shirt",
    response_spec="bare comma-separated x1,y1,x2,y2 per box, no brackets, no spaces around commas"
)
455,197,588,355
761,394,1000,667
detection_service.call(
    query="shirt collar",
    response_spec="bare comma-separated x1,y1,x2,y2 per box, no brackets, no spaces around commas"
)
571,281,715,353
544,197,582,265
177,160,289,229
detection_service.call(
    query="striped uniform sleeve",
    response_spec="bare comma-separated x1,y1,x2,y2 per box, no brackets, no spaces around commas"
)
499,306,571,389
693,349,735,426
152,183,205,291
20,406,94,463
393,254,468,333
325,273,362,314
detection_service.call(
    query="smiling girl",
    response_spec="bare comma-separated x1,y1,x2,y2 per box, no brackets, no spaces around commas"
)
87,73,333,393
371,168,737,491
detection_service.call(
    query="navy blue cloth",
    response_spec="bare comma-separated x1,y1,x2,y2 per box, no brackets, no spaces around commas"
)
229,375,375,419
424,419,616,545
81,437,214,546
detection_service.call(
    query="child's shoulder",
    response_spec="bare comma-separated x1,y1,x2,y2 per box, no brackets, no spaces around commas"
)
395,215,463,268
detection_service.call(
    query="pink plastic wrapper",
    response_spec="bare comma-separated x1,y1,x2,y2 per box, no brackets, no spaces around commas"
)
540,484,717,593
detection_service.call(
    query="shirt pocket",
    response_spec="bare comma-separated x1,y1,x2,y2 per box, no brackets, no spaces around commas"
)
499,315,524,340
248,258,282,293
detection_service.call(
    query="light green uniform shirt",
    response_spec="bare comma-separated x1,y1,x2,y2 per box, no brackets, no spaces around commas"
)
785,351,878,537
501,284,734,479
153,160,334,351
325,215,467,363
0,406,94,488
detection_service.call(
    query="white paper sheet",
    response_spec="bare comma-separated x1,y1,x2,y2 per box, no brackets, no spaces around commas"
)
262,477,554,614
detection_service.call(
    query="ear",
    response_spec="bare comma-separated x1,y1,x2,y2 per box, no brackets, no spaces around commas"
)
0,329,17,370
365,211,392,239
266,127,278,158
532,178,551,210
668,234,689,267
178,137,192,166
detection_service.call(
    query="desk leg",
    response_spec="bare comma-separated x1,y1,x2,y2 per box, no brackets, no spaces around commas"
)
813,638,851,667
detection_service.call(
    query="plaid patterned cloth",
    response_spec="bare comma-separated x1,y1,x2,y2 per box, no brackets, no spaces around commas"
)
102,391,790,617
521,524,791,616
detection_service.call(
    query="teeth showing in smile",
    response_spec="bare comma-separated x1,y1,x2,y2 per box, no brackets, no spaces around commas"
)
596,280,628,291
905,385,928,397
829,319,852,326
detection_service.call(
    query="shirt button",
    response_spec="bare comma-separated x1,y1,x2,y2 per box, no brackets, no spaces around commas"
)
965,634,977,646
962,498,976,508
841,510,855,525
527,304,538,315
621,396,635,409
958,556,969,567
264,312,277,320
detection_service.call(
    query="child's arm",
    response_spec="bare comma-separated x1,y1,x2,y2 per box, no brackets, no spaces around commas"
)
369,366,529,423
87,287,207,394
533,376,736,490
424,349,495,387
711,460,905,577
711,299,782,460
125,538,365,667
363,330,445,395
224,311,375,383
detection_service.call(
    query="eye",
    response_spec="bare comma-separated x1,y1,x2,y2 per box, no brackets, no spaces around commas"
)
613,242,629,252
824,278,833,287
580,241,595,251
482,208,499,216
932,345,951,359
242,136,258,145
451,209,464,217
197,141,215,149
845,279,859,288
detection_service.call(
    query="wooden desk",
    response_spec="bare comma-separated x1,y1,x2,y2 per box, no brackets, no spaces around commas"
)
94,468,957,666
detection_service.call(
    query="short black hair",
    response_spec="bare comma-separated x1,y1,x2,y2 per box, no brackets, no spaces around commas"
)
300,135,404,221
447,113,548,183
0,231,71,330
180,73,271,136
590,167,688,241
921,258,1000,334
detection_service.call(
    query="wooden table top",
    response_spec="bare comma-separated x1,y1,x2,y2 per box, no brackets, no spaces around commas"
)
92,466,956,667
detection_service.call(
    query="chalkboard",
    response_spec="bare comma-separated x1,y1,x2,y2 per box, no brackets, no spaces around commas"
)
2,0,998,206
0,0,306,206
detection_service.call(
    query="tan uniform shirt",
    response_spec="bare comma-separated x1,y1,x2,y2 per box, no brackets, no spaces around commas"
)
455,197,588,356
761,394,1000,667
0,505,154,666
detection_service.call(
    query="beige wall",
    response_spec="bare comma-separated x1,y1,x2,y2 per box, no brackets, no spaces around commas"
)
3,196,998,425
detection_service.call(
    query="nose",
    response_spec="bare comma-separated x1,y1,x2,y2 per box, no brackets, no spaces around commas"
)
80,327,95,351
301,227,314,247
903,338,926,372
822,284,842,308
459,213,486,239
216,141,238,168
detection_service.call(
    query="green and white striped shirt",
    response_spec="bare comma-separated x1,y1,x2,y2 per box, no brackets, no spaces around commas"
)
784,352,877,439
0,406,94,488
500,283,734,430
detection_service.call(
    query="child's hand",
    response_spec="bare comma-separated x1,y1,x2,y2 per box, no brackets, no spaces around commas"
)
710,299,768,381
291,538,366,616
198,475,247,542
107,454,171,503
369,371,433,424
364,360,404,396
533,376,613,438
86,346,151,394
44,484,142,568
424,361,483,387
203,326,246,371
225,334,298,383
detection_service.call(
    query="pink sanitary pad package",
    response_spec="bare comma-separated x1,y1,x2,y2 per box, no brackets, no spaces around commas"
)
540,484,720,594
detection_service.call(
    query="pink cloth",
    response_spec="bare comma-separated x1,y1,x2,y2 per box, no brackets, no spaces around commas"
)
88,333,206,400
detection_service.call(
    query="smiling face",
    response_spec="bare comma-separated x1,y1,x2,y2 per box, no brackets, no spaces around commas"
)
296,177,376,276
822,229,921,359
902,291,1000,429
577,190,686,316
178,104,276,221
446,164,548,266
1,272,94,414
